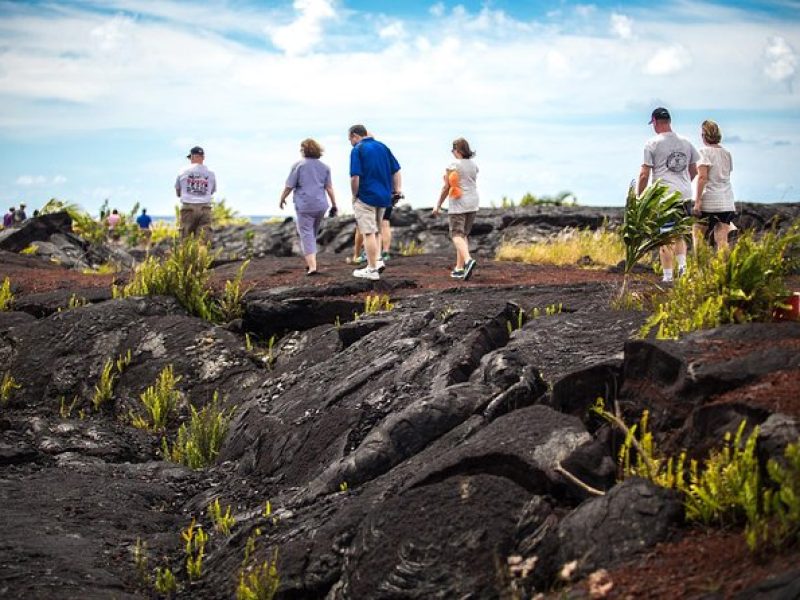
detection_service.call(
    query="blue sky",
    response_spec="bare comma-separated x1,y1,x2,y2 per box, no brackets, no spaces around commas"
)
1,0,799,217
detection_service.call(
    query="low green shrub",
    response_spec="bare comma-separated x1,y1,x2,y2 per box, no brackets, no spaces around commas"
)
162,392,234,469
154,567,177,595
91,350,131,412
398,241,425,256
642,224,800,339
130,365,181,431
182,518,208,581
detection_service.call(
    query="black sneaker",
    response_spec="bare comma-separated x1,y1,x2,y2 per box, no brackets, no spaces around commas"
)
463,258,477,281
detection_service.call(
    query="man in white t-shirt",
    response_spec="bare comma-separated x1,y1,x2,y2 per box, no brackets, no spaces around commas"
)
637,107,699,282
175,146,217,239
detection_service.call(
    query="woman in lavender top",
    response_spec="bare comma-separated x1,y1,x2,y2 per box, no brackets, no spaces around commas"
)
280,138,338,275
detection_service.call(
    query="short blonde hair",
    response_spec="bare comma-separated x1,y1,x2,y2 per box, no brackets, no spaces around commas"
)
702,120,722,144
300,138,323,158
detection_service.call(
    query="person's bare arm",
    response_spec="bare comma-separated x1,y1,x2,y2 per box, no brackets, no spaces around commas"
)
325,183,337,208
350,175,359,199
689,162,698,181
433,172,450,216
637,165,652,196
392,170,402,196
694,165,709,215
279,186,292,210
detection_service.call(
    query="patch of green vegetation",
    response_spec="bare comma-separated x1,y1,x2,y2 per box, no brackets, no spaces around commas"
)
115,235,216,320
91,350,131,411
364,294,394,314
642,224,800,339
20,244,38,255
218,260,251,322
0,277,13,311
213,198,249,227
130,365,181,431
154,566,177,596
162,392,234,469
593,399,800,553
1,373,21,405
518,190,577,207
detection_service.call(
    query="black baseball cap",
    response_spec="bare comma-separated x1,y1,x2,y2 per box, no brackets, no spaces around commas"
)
649,107,671,124
186,146,204,158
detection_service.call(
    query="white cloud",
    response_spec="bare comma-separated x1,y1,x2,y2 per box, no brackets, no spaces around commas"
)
610,13,633,40
764,35,797,86
643,44,692,75
16,175,46,186
269,0,336,56
429,3,445,18
90,13,134,52
379,21,406,40
16,175,68,186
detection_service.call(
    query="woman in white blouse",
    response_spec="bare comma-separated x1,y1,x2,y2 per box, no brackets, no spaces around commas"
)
692,120,736,251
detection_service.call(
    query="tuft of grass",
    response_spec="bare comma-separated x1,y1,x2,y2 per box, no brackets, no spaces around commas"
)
20,244,38,255
150,220,179,245
496,227,625,268
237,549,280,600
133,537,150,586
208,498,236,536
642,224,800,339
67,294,89,309
130,365,181,431
364,294,393,314
162,392,234,469
398,241,425,256
82,263,118,275
59,395,79,418
116,235,216,321
0,277,13,311
213,198,249,227
1,373,21,405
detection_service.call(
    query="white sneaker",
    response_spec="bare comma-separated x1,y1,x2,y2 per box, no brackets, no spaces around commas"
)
375,260,386,273
353,266,380,280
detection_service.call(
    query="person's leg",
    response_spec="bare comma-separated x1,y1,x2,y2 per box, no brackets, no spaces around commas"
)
352,229,364,262
196,205,213,242
692,223,708,255
674,238,687,275
296,212,318,271
352,200,383,273
363,232,379,268
381,218,392,256
713,222,731,251
452,235,468,269
659,244,674,281
179,205,193,239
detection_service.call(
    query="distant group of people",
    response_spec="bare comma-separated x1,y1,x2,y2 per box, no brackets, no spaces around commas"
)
638,107,736,283
2,204,27,228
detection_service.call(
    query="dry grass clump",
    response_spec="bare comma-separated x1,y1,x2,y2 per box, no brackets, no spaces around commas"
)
496,227,625,268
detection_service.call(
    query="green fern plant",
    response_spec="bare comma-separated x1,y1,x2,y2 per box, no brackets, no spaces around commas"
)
218,260,251,322
208,498,236,536
130,365,181,431
91,350,131,411
182,518,208,581
1,373,21,405
154,566,177,595
162,392,234,469
364,294,393,313
236,549,280,600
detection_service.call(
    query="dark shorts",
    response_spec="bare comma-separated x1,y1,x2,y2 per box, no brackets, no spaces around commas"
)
383,205,392,221
699,211,736,228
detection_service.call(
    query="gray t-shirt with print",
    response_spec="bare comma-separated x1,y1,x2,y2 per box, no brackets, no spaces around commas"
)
643,132,699,199
447,158,480,214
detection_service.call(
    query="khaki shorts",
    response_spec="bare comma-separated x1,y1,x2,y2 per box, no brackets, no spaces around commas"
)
180,203,212,239
353,199,384,235
449,211,476,238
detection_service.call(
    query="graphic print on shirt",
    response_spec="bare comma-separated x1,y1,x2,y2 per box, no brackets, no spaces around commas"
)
666,151,688,173
187,174,210,195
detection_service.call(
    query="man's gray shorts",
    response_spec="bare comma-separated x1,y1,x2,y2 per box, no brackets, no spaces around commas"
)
353,199,384,235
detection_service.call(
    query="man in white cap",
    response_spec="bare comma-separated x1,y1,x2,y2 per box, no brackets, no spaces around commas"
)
175,146,217,239
637,107,698,282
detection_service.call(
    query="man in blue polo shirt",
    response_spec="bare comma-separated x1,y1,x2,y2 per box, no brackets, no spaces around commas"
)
348,124,402,280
